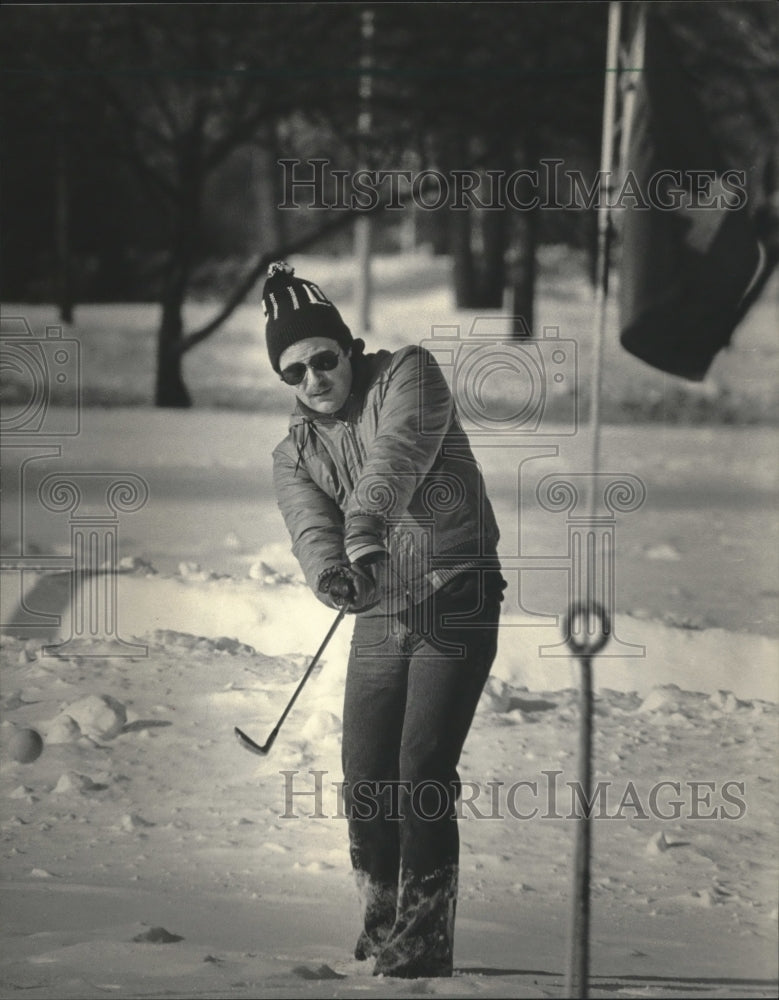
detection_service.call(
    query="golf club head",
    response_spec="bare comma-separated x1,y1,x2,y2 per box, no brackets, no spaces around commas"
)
234,726,275,756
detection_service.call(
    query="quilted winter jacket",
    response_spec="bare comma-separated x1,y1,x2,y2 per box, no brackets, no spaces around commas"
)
272,345,500,611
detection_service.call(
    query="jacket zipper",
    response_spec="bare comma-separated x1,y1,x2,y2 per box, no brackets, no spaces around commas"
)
341,419,363,471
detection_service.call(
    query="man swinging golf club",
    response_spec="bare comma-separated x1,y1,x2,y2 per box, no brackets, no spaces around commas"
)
264,260,505,979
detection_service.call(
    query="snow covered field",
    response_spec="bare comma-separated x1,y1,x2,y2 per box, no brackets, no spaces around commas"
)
1,256,778,997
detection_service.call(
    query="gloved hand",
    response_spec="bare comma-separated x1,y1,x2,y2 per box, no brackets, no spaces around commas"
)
317,556,385,613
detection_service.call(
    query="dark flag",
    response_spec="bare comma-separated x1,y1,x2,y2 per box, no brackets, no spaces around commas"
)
618,7,777,381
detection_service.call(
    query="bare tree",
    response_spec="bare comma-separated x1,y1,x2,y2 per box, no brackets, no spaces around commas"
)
72,5,358,406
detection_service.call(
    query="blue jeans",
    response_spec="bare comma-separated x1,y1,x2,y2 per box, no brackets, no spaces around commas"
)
341,566,505,977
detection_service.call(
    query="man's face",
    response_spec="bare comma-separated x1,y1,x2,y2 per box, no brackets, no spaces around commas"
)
278,337,353,414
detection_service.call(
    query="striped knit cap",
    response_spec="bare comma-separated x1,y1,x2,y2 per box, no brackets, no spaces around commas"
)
262,261,353,372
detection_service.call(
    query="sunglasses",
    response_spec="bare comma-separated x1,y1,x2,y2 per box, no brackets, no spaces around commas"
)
279,349,342,386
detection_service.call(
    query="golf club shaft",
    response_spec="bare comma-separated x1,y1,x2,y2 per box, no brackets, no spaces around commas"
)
272,604,348,736
235,604,348,754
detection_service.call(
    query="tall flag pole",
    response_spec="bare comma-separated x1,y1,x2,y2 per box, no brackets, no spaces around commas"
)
586,1,622,525
615,5,646,204
354,5,374,334
565,6,623,1000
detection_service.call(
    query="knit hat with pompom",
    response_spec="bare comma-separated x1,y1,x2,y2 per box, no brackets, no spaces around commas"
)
262,261,353,372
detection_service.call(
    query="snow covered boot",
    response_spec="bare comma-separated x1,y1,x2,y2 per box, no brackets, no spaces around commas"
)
353,873,397,961
372,865,457,978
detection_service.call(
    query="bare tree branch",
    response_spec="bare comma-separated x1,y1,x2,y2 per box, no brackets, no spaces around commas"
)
177,135,498,358
118,12,183,139
96,68,174,148
78,70,177,200
204,104,279,171
179,203,383,355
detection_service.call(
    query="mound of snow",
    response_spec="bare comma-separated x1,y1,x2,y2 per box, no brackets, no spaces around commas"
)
115,573,354,675
44,572,779,705
248,561,298,585
480,676,513,713
300,710,342,741
638,686,679,713
52,771,108,795
252,542,306,581
44,713,82,745
61,694,127,741
117,556,158,575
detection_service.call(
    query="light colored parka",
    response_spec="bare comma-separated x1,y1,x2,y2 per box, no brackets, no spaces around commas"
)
273,345,499,612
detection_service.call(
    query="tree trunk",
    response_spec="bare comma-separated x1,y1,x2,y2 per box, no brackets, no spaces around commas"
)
270,122,288,250
55,99,74,324
583,207,598,289
511,203,539,336
451,206,476,308
399,201,417,253
428,207,450,256
511,129,540,337
155,138,202,408
479,199,508,308
155,294,192,407
255,122,286,251
445,132,481,306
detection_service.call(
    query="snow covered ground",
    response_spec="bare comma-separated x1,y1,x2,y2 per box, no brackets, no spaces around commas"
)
0,620,776,999
1,258,778,997
2,405,777,999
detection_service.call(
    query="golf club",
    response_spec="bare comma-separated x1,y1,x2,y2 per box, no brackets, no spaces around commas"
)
234,604,348,756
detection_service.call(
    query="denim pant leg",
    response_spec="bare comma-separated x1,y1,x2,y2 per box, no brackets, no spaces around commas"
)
342,611,409,956
374,570,503,977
